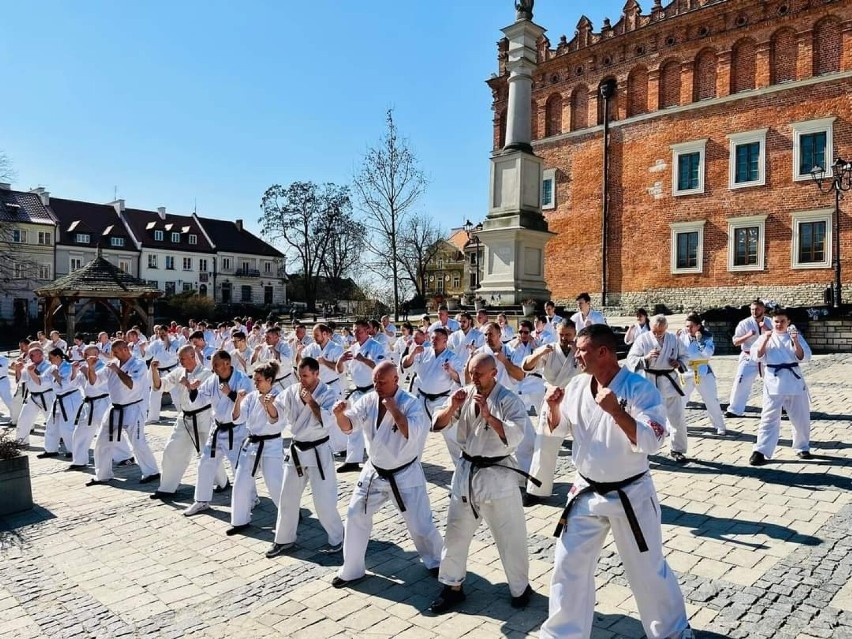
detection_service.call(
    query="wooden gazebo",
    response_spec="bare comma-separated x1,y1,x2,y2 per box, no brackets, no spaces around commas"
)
35,255,163,337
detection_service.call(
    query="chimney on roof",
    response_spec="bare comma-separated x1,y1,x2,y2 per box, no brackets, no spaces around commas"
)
0,183,10,190
110,199,125,214
157,206,166,220
235,219,243,232
30,186,50,206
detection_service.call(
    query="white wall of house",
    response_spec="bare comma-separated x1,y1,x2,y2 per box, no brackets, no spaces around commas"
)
55,246,140,278
139,248,218,296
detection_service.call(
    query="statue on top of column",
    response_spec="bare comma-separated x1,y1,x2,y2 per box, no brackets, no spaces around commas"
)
515,0,534,21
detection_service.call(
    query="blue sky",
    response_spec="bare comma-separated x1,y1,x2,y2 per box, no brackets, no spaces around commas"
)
2,0,628,239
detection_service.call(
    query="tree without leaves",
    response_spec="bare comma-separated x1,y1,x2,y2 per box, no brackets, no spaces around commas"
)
398,212,445,300
320,212,366,286
259,181,351,311
0,151,43,306
352,109,427,321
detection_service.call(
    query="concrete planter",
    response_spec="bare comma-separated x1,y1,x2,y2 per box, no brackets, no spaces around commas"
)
522,304,536,317
0,455,34,516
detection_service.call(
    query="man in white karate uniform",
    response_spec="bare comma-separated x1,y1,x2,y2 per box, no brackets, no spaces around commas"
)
252,326,296,391
266,357,344,557
726,299,773,418
14,345,54,446
626,315,689,463
299,323,348,455
677,313,726,436
570,292,608,330
540,324,692,639
429,353,536,613
428,305,460,335
68,346,115,470
749,308,813,466
447,312,483,368
331,361,443,588
544,300,563,333
146,327,180,423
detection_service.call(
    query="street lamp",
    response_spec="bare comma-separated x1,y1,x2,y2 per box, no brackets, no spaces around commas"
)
810,158,852,308
463,219,483,294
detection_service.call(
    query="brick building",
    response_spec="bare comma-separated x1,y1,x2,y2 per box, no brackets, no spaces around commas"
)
488,0,852,310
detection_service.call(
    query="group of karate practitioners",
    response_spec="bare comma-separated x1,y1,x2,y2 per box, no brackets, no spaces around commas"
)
0,292,816,639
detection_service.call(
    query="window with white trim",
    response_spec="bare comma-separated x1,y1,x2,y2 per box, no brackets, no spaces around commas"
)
37,231,52,245
792,118,835,181
182,282,193,293
165,281,176,295
110,237,125,248
199,258,208,272
12,229,27,243
436,276,444,293
542,168,557,209
75,233,90,244
148,254,158,269
728,129,767,189
264,261,272,274
165,256,175,270
221,257,232,271
727,215,767,271
453,274,460,288
70,257,83,271
671,140,707,196
182,257,192,271
118,260,130,273
189,234,197,245
38,264,51,280
791,208,832,269
669,220,705,274
154,230,164,241
171,232,180,243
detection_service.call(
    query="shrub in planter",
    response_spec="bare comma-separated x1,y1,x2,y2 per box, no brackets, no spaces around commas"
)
0,431,33,516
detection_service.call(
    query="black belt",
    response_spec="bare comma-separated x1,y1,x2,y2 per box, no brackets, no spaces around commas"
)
274,372,293,384
369,457,418,513
461,452,542,519
528,372,543,379
182,404,212,453
645,368,684,396
158,363,178,375
418,389,451,420
554,471,649,553
74,393,109,426
347,383,374,398
211,420,237,457
767,362,801,379
290,435,330,480
52,389,79,423
325,377,340,386
0,375,6,381
28,389,54,412
246,433,280,477
108,399,143,441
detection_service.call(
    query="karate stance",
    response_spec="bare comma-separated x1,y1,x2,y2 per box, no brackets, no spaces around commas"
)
726,299,772,417
678,313,726,436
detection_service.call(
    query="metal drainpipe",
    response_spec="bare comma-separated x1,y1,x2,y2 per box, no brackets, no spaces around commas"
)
600,80,615,308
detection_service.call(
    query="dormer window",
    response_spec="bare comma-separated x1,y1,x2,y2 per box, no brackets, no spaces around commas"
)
171,232,180,243
189,234,197,245
110,237,125,248
75,233,90,244
154,230,164,241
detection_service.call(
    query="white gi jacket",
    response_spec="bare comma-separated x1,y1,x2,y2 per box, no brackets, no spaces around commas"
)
301,340,344,387
733,315,773,356
159,365,213,414
197,368,254,424
345,338,387,391
538,344,578,388
277,381,338,449
409,347,463,396
473,344,517,390
626,331,688,398
233,388,285,436
752,332,811,396
677,329,716,378
428,318,460,334
447,328,484,366
570,309,608,328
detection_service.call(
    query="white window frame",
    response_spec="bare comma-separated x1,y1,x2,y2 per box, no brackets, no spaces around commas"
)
671,139,707,196
38,231,52,245
118,260,130,273
182,257,192,271
38,264,51,280
221,257,232,271
669,220,705,274
728,129,767,189
727,214,767,272
110,237,125,248
264,261,272,274
791,208,833,269
154,230,164,241
70,257,83,271
182,282,193,293
542,168,557,209
453,274,461,288
792,117,835,182
171,232,181,243
199,258,208,272
189,234,197,245
12,229,28,243
75,233,91,244
165,256,175,270
148,254,158,269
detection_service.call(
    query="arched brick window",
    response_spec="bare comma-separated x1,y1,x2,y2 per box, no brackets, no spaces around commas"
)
659,59,681,108
545,93,563,137
813,16,841,76
770,28,797,84
627,65,649,116
693,48,717,100
570,84,589,131
731,38,757,93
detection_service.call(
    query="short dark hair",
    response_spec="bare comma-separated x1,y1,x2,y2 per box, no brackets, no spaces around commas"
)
432,327,449,339
519,319,533,331
232,331,246,340
545,300,556,309
558,318,576,331
189,330,205,341
772,307,790,318
576,292,591,304
751,299,765,307
685,312,702,325
299,356,320,373
635,308,648,319
212,350,232,363
459,312,473,322
577,324,618,354
255,360,280,381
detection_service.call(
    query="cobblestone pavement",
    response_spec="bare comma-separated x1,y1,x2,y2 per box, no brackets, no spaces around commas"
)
1,354,851,638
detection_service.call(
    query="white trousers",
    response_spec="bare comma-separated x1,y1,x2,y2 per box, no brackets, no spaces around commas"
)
528,422,564,497
754,391,811,458
16,392,53,445
93,404,159,481
326,381,348,454
158,413,226,493
663,395,688,455
231,437,284,526
727,355,761,416
440,489,529,597
344,389,368,464
682,372,726,433
44,392,81,454
11,383,26,425
71,396,110,465
338,478,443,581
0,377,12,418
541,476,689,639
274,442,343,546
147,381,167,422
194,425,248,502
421,394,461,465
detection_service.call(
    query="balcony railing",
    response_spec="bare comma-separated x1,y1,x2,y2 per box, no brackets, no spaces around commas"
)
235,268,261,277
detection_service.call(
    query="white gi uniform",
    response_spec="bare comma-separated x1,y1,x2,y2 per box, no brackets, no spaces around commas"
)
0,356,12,420
678,329,726,435
541,369,689,639
16,361,53,445
509,339,542,473
273,381,344,547
337,387,443,581
546,314,563,332
569,309,608,329
527,344,579,498
71,361,111,466
146,338,180,422
752,332,812,458
92,356,160,481
407,346,465,464
301,339,348,454
193,368,254,503
500,324,515,344
447,328,484,368
157,364,227,494
340,337,387,465
625,322,650,345
437,383,531,598
10,359,28,428
230,345,255,375
231,388,285,527
727,315,773,416
44,362,81,455
626,331,689,455
428,319,460,334
254,342,296,390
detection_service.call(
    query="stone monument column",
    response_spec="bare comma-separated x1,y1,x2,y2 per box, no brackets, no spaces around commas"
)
475,3,553,306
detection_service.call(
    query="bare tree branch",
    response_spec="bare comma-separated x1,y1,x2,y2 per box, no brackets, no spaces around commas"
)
398,213,445,299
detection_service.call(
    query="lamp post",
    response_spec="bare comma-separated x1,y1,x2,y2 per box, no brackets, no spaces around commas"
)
599,78,617,309
810,158,852,309
463,219,483,296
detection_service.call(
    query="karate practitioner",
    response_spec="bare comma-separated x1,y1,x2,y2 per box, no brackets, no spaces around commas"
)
624,308,651,345
540,324,692,639
38,348,81,459
0,352,12,422
428,305,460,334
430,353,535,613
447,312,484,368
10,338,32,429
266,357,344,557
335,319,387,472
521,318,579,506
229,331,254,375
497,313,514,343
183,350,254,516
299,323,348,455
331,361,443,588
68,346,111,470
146,327,180,423
149,345,227,499
570,292,608,329
251,326,295,391
726,299,773,418
227,361,286,535
626,315,689,463
14,345,53,446
544,300,563,333
86,340,160,485
678,313,726,436
749,308,813,465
